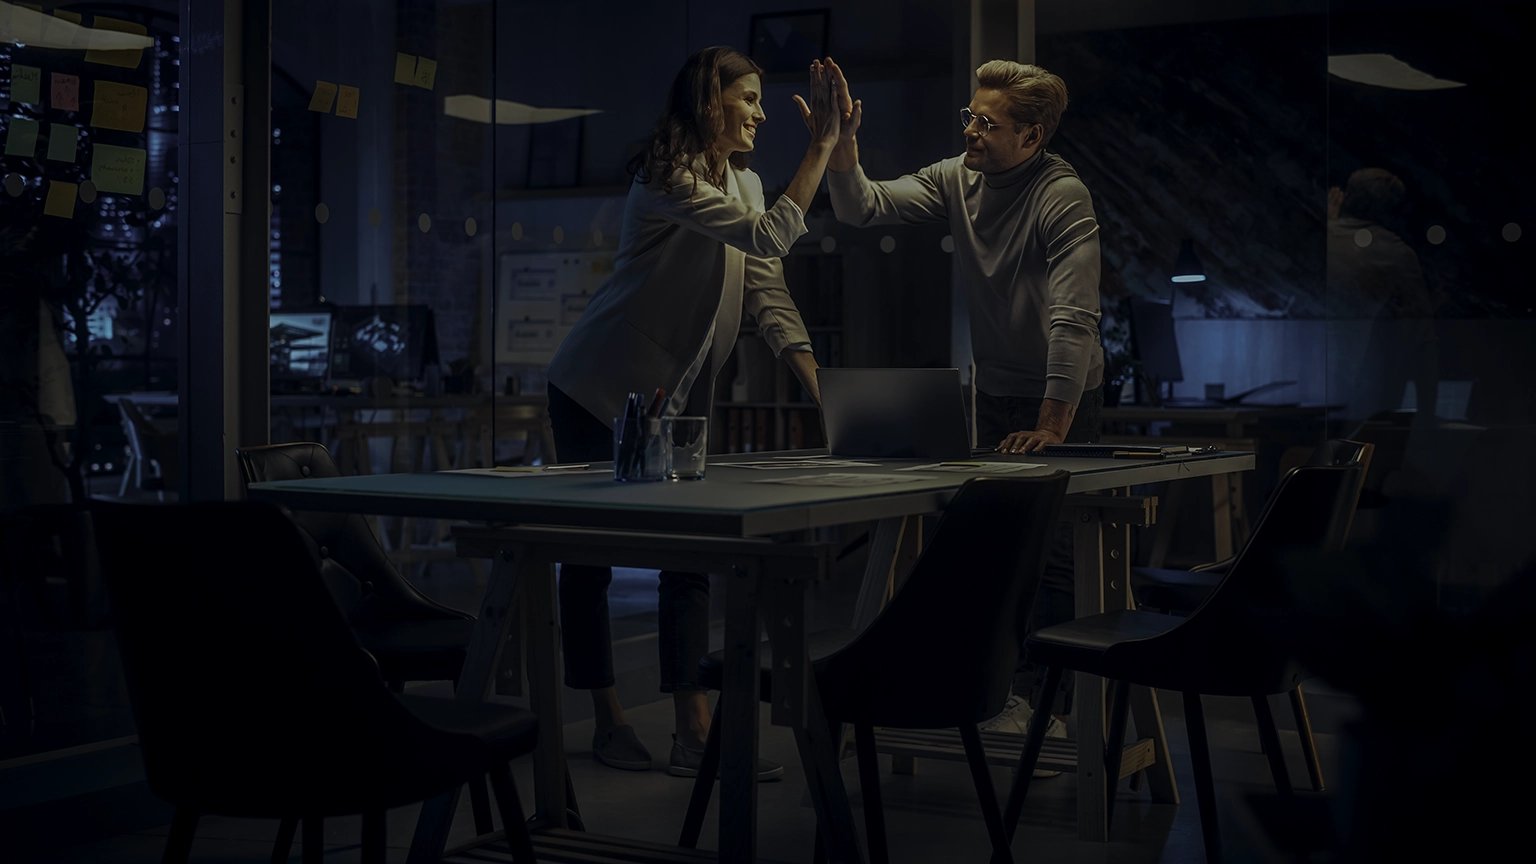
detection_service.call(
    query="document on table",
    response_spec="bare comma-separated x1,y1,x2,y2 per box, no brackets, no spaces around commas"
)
895,461,1048,474
726,459,880,470
448,465,603,477
753,473,929,487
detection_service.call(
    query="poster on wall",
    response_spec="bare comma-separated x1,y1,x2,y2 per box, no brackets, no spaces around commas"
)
495,251,609,365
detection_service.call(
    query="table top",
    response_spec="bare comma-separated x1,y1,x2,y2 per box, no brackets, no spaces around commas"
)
248,451,1255,538
104,391,546,410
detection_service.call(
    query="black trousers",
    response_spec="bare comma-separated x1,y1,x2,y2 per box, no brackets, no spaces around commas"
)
546,384,710,692
974,384,1104,715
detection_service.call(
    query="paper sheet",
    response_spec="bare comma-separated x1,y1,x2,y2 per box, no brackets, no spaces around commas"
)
90,80,147,132
4,117,38,157
895,461,1048,474
446,466,604,477
308,80,337,113
725,460,880,470
335,85,360,119
46,123,76,161
10,63,41,104
753,473,930,487
91,142,145,195
43,180,77,218
50,73,79,111
84,17,148,69
393,53,417,85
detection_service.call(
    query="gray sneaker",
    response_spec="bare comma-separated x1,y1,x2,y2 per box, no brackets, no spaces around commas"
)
592,724,652,771
667,734,785,781
981,694,1069,778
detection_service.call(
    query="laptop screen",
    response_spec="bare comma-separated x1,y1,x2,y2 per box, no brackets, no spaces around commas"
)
817,368,972,459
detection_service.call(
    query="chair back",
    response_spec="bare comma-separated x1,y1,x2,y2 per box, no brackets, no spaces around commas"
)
93,500,479,817
1134,463,1364,694
819,472,1071,727
234,442,463,625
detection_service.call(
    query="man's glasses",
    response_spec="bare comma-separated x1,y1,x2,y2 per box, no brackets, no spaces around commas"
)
960,107,1006,136
952,106,1026,136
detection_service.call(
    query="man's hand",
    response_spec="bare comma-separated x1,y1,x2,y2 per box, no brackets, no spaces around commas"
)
996,428,1064,454
796,56,862,171
782,349,822,406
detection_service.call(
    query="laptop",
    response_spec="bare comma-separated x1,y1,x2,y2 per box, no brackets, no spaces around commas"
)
817,368,973,460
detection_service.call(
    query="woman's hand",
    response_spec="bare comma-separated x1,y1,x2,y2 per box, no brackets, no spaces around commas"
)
795,57,861,171
791,58,842,145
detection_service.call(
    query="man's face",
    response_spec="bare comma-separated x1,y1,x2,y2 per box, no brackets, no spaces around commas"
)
962,88,1040,174
715,73,765,156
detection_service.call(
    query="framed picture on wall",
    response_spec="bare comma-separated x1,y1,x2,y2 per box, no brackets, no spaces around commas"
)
748,9,830,75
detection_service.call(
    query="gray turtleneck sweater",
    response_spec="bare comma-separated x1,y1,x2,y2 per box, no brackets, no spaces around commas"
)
828,151,1103,405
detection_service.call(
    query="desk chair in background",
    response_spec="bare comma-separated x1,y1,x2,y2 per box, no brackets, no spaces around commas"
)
1005,463,1365,863
92,499,540,863
115,398,179,500
1130,438,1373,792
679,473,1072,864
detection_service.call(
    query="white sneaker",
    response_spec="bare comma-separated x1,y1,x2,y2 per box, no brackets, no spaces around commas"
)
981,694,1069,778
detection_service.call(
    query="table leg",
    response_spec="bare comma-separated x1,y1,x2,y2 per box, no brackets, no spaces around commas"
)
851,518,905,630
720,564,763,863
1070,513,1109,842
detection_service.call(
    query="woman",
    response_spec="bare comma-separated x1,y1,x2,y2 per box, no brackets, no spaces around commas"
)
545,46,841,778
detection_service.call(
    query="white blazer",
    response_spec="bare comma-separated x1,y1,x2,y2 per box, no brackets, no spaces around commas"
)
548,160,813,424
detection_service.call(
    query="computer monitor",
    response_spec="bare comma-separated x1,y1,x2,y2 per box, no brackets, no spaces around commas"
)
1128,297,1184,389
268,309,333,389
330,304,440,383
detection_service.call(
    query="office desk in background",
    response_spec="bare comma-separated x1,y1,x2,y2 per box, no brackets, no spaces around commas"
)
249,450,1254,862
1101,402,1333,564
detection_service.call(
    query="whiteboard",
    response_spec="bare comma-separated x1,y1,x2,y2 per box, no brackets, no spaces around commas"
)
494,251,612,364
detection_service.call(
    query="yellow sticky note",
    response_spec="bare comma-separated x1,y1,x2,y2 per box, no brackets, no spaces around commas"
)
4,117,39,157
90,80,148,133
394,53,417,85
44,180,77,218
84,16,148,69
1,3,45,44
308,80,337,113
11,64,42,105
91,142,146,195
51,73,80,111
42,9,83,47
47,123,77,162
335,84,360,119
413,57,437,90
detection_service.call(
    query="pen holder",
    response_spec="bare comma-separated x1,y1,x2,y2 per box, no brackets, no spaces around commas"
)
613,416,671,482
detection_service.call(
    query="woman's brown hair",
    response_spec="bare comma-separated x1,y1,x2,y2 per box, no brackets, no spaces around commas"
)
628,46,762,194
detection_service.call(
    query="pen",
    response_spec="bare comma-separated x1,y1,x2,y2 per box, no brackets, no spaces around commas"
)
646,386,667,419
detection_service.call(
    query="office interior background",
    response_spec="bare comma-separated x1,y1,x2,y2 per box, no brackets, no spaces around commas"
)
2,0,1532,859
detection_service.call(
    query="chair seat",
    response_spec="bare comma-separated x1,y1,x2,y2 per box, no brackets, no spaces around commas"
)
1131,566,1221,613
697,628,859,698
399,695,540,762
358,618,474,683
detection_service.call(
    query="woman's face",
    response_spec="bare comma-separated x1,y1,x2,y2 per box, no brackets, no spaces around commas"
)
713,72,765,157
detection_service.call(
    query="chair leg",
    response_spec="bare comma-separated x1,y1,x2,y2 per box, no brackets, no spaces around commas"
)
162,807,198,864
271,816,298,864
678,699,723,848
853,722,890,864
1251,695,1294,797
565,763,585,831
361,810,386,864
469,774,495,835
1289,684,1326,791
302,816,324,864
488,763,538,864
957,724,1013,864
1182,692,1222,863
1104,679,1133,832
1003,665,1063,842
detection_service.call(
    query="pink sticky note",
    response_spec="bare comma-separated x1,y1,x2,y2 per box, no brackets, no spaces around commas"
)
51,73,81,112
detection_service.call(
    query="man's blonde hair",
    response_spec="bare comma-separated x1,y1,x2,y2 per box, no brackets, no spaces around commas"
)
975,60,1069,148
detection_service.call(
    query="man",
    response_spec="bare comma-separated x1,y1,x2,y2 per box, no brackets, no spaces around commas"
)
816,59,1104,749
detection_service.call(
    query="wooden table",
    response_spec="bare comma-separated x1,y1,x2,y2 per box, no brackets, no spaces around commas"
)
249,450,1254,860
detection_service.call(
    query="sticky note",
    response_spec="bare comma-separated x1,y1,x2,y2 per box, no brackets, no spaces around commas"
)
394,53,417,85
413,57,437,90
10,64,42,105
4,117,39,157
51,73,80,111
44,180,77,218
335,85,360,119
0,3,45,43
308,80,337,113
84,16,148,69
47,10,90,49
90,80,148,133
91,142,146,195
47,123,77,162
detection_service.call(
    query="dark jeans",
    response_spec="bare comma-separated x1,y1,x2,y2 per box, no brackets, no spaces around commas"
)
975,385,1103,715
546,384,710,692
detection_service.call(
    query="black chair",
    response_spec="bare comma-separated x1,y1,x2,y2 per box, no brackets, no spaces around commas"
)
235,441,474,691
679,473,1071,864
92,499,539,863
1005,463,1365,863
1131,438,1373,791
